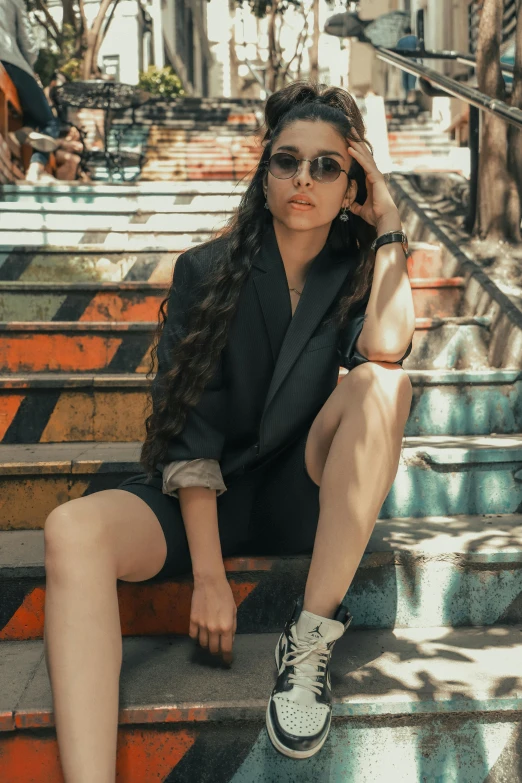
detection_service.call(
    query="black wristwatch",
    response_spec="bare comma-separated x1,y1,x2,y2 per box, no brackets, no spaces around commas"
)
371,230,409,256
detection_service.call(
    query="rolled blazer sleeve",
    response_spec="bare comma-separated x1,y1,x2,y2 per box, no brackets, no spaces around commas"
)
338,293,413,370
15,0,39,68
162,458,227,497
152,250,227,467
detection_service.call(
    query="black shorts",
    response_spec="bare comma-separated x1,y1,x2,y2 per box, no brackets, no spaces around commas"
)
116,430,320,581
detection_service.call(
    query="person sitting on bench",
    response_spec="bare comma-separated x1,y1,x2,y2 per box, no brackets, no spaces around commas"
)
0,0,60,182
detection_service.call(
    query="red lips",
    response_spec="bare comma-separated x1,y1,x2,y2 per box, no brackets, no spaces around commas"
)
288,195,314,206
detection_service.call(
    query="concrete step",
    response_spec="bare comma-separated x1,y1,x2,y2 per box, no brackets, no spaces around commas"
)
0,281,168,322
0,242,443,282
0,195,244,214
1,627,521,780
0,229,224,248
2,512,522,639
0,277,465,322
408,317,493,370
0,247,177,283
1,369,521,444
0,211,233,236
0,180,248,200
388,130,457,142
2,435,522,529
390,154,471,177
388,145,458,156
0,316,494,373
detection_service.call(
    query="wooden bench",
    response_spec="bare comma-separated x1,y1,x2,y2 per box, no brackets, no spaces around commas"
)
0,63,32,181
0,62,23,136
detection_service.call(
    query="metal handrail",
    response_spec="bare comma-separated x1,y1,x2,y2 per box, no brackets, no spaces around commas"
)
243,58,270,94
380,47,514,77
456,51,514,76
245,44,517,125
375,47,522,130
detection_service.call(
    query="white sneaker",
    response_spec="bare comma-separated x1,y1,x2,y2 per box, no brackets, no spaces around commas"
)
13,127,59,153
266,594,352,759
25,162,58,184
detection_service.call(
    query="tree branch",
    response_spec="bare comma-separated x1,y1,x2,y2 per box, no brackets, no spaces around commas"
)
32,10,58,43
99,0,120,47
281,7,310,81
34,0,61,41
77,0,88,36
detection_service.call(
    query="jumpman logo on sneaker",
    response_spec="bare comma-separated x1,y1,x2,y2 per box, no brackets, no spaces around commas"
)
308,623,323,638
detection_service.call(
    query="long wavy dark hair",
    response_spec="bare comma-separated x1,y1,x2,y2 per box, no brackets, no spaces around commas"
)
140,80,378,477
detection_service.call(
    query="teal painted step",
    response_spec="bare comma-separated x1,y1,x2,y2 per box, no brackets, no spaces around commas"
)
3,434,522,520
351,512,522,628
3,626,522,780
406,369,522,435
3,513,522,629
384,433,522,517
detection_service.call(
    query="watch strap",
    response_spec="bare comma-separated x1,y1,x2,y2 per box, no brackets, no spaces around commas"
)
371,231,408,253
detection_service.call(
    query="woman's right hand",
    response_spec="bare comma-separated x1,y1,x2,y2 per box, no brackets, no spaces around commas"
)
189,574,237,664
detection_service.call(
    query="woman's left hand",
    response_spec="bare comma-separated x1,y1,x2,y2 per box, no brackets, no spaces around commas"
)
346,138,401,232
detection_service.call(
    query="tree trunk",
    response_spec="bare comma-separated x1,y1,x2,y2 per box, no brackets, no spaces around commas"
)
266,0,279,93
309,0,319,82
80,0,116,79
228,0,240,97
62,0,75,30
474,0,520,241
507,0,522,209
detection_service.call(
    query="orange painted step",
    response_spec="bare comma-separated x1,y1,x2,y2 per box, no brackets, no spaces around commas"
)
0,369,365,444
0,315,469,374
2,627,519,780
0,441,142,530
0,528,307,640
0,322,154,373
0,374,150,443
0,633,280,780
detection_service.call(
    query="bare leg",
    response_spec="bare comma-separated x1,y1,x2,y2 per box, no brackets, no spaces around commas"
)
55,150,81,181
303,361,413,619
43,489,168,783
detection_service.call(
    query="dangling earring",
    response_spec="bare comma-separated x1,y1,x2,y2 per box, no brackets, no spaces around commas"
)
339,205,350,222
264,196,269,210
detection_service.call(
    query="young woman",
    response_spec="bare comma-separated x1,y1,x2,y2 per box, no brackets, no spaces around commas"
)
43,80,414,775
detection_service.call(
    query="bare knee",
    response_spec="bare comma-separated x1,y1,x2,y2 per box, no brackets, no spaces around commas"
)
44,491,168,583
347,359,411,391
344,361,412,420
44,498,113,574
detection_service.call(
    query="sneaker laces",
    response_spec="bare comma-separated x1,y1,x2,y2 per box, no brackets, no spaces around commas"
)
281,625,330,696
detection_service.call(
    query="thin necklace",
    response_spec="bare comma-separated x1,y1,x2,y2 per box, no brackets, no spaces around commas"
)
289,286,302,295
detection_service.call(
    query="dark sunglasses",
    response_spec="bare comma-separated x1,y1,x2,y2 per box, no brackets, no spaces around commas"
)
265,152,349,183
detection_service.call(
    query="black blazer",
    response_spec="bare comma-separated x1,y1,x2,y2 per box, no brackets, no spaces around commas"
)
153,220,412,480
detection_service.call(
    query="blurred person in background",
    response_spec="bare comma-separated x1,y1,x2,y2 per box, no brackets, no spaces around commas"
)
396,25,419,105
45,71,91,182
0,0,60,182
